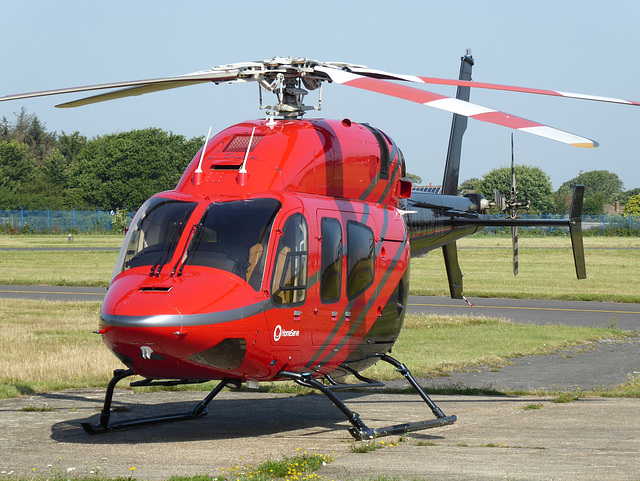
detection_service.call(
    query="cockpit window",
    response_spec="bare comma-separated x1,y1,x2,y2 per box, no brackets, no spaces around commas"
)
182,198,281,290
113,198,197,278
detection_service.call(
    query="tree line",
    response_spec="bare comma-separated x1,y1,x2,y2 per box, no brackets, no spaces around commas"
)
458,166,640,216
2,108,639,214
1,108,203,211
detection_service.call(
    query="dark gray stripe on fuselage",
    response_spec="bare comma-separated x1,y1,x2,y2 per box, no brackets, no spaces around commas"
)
359,139,398,202
306,207,403,369
100,299,267,328
377,154,400,204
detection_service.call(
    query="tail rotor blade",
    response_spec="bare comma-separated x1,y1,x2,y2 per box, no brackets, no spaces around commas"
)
494,189,507,212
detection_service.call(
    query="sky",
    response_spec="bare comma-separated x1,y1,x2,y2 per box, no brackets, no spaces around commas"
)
2,0,639,190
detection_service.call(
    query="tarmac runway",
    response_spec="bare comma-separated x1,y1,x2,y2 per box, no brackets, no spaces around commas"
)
2,286,640,479
3,284,640,330
1,389,639,480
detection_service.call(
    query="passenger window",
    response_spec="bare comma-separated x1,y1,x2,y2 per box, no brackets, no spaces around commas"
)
347,221,375,299
320,218,342,303
272,214,308,305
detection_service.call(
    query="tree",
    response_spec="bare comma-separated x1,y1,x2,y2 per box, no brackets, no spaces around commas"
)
58,131,87,164
619,187,640,206
0,141,34,191
556,170,623,215
476,165,554,214
69,128,203,210
458,177,482,195
623,194,640,215
403,172,422,184
0,117,10,142
43,149,69,188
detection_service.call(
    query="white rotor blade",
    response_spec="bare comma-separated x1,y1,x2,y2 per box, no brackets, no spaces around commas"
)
317,66,598,148
349,66,640,107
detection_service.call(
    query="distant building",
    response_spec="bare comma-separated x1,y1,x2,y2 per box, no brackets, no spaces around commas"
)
603,200,622,215
412,184,442,194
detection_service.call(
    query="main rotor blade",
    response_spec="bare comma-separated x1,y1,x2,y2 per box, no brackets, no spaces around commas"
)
318,67,598,148
349,67,640,108
0,69,244,107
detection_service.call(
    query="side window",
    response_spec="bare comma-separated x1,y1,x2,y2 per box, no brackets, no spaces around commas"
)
320,217,342,303
272,213,308,305
347,221,375,299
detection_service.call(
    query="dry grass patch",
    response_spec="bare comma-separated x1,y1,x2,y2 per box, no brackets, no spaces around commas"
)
0,299,120,397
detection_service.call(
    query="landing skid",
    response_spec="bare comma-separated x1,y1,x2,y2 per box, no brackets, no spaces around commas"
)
279,354,456,440
81,369,240,434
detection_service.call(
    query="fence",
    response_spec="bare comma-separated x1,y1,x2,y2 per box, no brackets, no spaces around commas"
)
1,209,639,234
478,213,640,234
1,209,134,233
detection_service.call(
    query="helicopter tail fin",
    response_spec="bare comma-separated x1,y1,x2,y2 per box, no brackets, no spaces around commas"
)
441,51,474,196
439,52,474,300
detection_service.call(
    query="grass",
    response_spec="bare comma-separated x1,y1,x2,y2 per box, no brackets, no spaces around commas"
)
14,453,333,481
410,236,640,302
362,313,633,380
0,250,117,286
211,452,333,481
350,438,404,453
0,234,124,248
0,300,121,398
0,299,634,399
0,234,638,301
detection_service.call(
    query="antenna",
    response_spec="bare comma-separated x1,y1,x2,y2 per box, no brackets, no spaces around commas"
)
192,126,212,186
239,127,256,174
236,126,256,186
195,126,212,174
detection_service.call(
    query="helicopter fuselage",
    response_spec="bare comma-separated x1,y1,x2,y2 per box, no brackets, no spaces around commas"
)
99,117,481,384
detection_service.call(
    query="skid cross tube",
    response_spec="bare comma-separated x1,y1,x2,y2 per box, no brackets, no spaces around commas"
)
81,369,238,434
279,355,456,440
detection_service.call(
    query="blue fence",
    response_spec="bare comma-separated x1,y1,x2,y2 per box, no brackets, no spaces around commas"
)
1,209,639,234
1,209,134,233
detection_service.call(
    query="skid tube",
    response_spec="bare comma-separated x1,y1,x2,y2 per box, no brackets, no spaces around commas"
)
81,369,240,434
279,354,456,440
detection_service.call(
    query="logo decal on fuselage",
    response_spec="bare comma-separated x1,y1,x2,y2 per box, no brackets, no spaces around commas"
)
273,324,300,342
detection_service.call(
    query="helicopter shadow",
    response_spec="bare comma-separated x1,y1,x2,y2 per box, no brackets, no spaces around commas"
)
49,389,457,444
50,391,378,444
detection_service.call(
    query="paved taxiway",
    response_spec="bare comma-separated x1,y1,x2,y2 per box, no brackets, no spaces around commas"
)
2,286,639,479
2,285,640,330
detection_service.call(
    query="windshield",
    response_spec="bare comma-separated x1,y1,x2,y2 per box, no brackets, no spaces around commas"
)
112,198,197,278
181,198,281,290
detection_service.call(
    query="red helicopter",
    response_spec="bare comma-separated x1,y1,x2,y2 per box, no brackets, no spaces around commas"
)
2,54,638,440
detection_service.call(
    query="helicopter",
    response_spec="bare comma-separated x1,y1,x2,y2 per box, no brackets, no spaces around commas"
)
1,53,637,440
